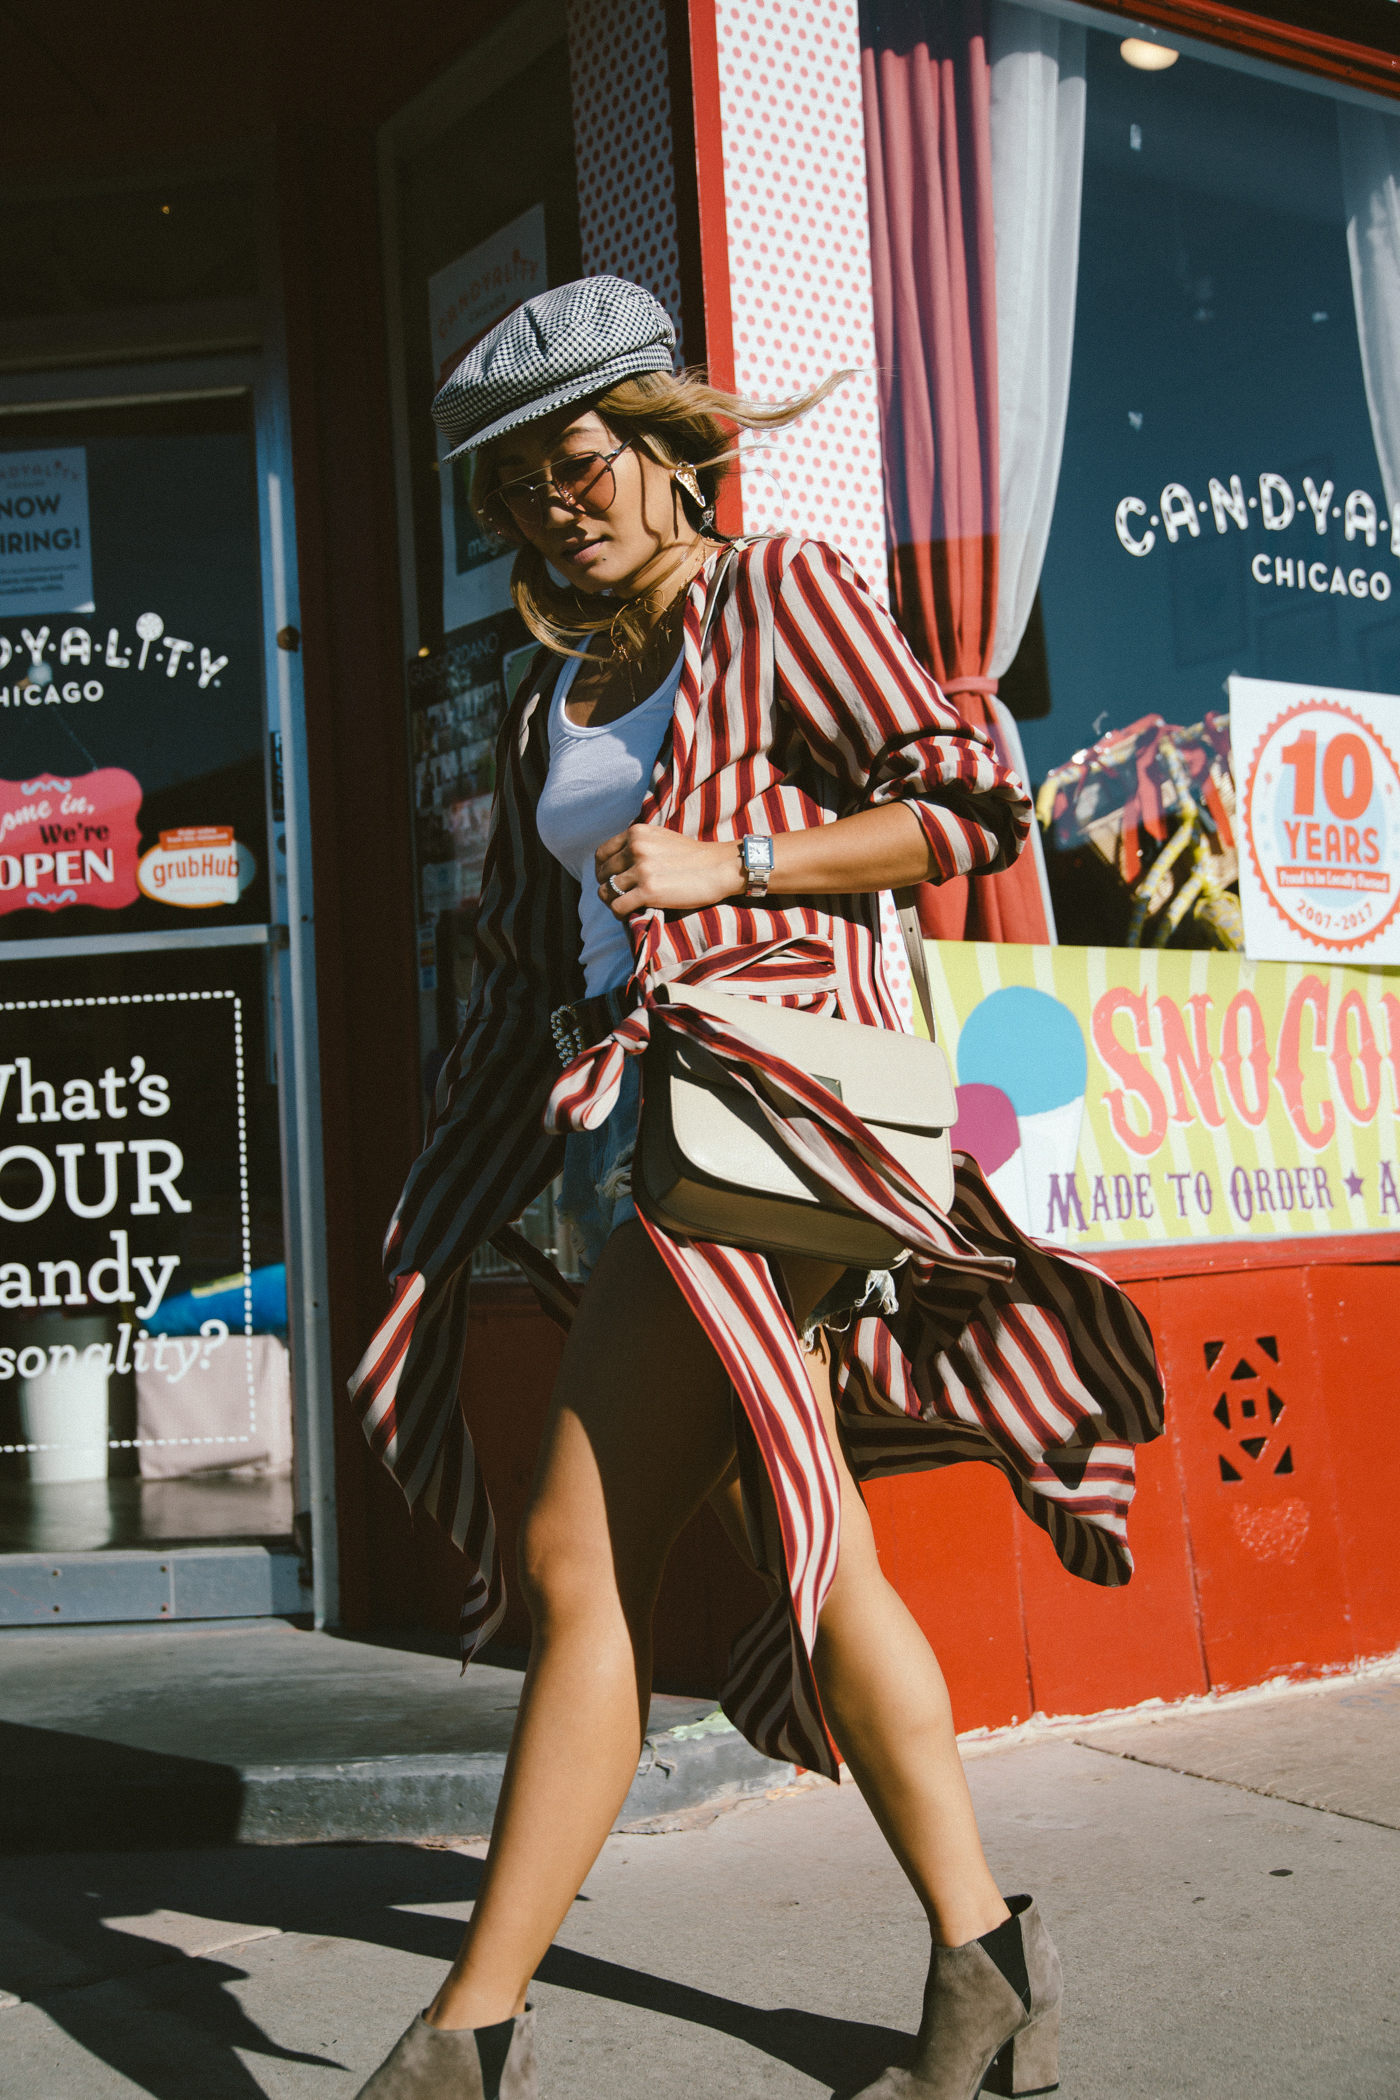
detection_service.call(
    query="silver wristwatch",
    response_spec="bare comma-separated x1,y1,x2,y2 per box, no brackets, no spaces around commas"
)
739,834,775,896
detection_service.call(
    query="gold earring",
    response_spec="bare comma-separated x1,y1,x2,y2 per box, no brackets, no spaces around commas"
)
673,461,703,509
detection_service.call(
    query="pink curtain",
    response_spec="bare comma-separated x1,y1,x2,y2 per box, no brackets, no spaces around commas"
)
861,0,1050,944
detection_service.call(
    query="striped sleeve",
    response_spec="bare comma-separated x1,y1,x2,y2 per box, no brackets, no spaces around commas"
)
768,537,1031,881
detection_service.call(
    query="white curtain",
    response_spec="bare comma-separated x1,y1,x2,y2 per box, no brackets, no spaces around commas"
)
987,2,1086,679
1339,104,1400,540
985,3,1086,941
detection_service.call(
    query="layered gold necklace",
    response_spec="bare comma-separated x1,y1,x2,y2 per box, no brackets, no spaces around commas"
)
604,536,713,710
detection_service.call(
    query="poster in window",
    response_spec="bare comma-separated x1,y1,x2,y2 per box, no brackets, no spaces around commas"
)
0,449,93,618
0,410,268,938
408,608,528,920
1229,674,1400,965
428,204,547,636
927,940,1400,1251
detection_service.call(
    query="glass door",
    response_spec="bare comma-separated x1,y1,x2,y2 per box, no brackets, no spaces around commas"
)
0,163,331,1626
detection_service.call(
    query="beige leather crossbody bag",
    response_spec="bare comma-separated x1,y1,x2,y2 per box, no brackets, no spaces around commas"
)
635,551,956,1266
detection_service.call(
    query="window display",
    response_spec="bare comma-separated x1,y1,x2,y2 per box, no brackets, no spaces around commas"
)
1022,24,1400,955
861,7,1400,1251
1035,711,1240,949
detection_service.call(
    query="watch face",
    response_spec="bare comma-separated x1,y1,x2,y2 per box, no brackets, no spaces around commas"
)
744,837,774,873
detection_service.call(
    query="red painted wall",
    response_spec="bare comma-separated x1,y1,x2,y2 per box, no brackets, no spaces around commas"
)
866,1259,1400,1732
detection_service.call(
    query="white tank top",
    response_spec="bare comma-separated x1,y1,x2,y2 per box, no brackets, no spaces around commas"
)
536,649,684,996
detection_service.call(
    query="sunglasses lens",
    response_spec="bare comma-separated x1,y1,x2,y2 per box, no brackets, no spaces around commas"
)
483,492,518,536
500,483,541,529
553,454,603,495
495,450,620,532
552,455,619,515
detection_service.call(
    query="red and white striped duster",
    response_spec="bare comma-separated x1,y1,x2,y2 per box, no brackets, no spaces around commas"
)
350,536,1164,1780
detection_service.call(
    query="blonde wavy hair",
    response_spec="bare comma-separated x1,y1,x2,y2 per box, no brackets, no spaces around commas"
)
469,367,849,661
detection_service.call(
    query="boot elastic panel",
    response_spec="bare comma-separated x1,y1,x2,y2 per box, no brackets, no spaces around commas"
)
475,2016,516,2099
978,1899,1032,2013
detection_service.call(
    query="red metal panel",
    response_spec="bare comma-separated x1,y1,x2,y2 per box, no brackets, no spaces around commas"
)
865,1466,1033,1733
1094,1233,1400,1286
1016,1427,1208,1717
1154,1269,1352,1689
1311,1265,1400,1660
668,0,742,537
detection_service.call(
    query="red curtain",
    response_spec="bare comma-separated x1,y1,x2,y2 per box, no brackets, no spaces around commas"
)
861,0,1049,944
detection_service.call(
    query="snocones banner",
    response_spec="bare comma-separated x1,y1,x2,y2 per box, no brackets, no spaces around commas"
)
0,769,141,915
927,941,1400,1249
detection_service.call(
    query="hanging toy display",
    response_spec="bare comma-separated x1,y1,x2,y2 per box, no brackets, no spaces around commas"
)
1036,713,1242,950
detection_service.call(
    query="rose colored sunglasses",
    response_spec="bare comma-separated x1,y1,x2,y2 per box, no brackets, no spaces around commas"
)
486,439,632,535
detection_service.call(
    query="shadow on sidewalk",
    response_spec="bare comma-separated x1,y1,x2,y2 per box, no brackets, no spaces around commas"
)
1,1836,907,2096
0,1719,247,1852
537,1941,907,2093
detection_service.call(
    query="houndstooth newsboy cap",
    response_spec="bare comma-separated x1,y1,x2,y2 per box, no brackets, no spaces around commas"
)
432,274,677,460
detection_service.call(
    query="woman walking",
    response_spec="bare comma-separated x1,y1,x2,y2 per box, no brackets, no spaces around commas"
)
350,275,1162,2100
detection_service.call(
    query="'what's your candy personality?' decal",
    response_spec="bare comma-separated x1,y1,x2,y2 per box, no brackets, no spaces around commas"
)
0,770,141,914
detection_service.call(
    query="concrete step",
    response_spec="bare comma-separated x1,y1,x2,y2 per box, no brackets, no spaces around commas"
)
0,1617,794,1849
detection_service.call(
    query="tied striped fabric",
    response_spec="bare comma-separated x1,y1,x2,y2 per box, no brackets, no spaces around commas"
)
348,535,1165,1779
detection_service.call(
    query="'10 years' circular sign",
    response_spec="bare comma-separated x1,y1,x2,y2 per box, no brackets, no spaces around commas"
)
1244,699,1400,953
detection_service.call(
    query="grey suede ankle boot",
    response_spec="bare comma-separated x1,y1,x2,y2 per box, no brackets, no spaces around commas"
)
853,1897,1061,2099
353,2006,536,2099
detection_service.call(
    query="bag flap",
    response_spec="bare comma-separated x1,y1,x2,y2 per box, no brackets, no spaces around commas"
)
660,980,957,1130
663,1066,955,1218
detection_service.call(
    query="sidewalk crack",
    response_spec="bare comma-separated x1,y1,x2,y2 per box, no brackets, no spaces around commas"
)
1073,1738,1400,1830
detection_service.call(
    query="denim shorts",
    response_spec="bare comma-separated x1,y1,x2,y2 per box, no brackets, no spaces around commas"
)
558,1055,642,1283
557,1052,898,1337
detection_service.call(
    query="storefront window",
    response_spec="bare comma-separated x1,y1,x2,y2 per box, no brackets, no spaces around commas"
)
865,10,1400,1253
0,391,292,1554
1,396,269,930
1030,25,1399,951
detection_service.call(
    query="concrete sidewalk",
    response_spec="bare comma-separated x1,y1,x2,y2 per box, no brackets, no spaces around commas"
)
3,1663,1396,2098
0,1619,791,1847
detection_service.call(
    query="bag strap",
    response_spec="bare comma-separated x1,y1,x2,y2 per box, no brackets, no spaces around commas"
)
700,543,736,651
893,887,936,1040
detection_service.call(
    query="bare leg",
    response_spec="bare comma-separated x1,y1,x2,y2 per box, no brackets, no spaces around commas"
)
434,1234,1005,2030
429,1221,736,2028
711,1271,1010,1951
